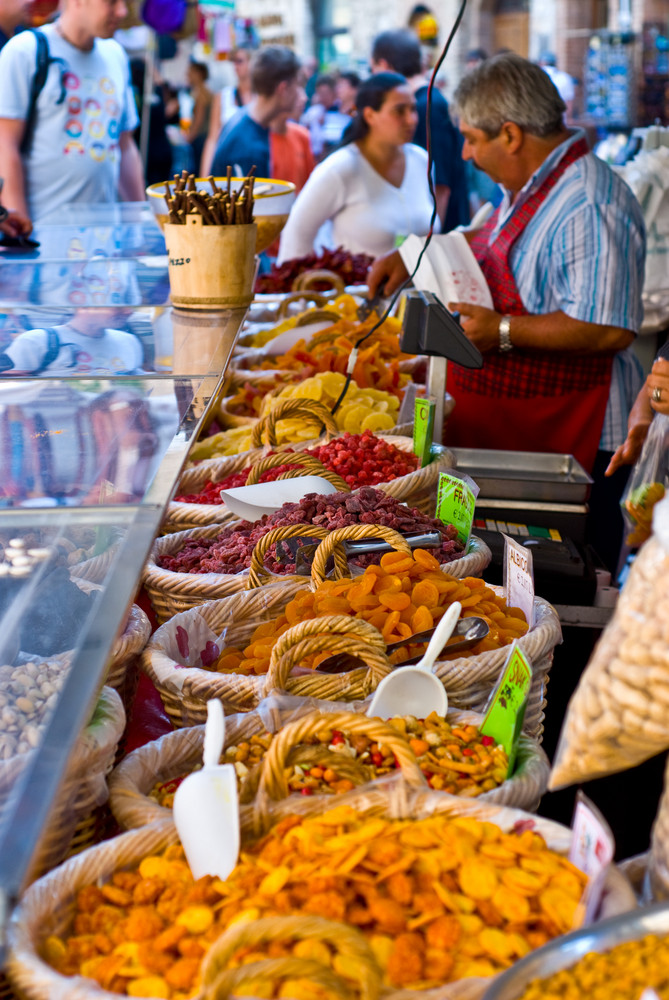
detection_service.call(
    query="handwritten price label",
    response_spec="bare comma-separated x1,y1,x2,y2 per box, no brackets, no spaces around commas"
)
503,534,535,629
480,645,532,775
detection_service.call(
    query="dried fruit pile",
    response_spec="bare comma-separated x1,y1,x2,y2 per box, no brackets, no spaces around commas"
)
159,489,463,576
45,808,587,995
175,433,419,504
215,549,527,676
255,246,373,293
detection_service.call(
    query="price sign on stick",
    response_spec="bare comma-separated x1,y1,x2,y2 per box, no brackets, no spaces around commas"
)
503,534,535,629
480,644,532,775
569,791,615,927
413,397,436,468
435,472,479,545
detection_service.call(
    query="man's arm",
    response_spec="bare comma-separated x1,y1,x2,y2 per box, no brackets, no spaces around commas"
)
449,302,634,355
118,131,146,202
0,118,29,217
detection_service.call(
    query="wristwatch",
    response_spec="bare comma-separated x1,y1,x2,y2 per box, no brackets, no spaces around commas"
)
0,205,8,225
498,315,513,353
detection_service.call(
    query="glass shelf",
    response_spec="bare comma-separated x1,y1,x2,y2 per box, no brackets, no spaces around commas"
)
0,258,171,308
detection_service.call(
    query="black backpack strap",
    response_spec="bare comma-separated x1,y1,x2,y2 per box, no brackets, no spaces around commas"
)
20,29,67,157
32,328,61,375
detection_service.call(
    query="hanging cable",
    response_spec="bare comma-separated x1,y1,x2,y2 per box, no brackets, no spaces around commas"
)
330,0,470,417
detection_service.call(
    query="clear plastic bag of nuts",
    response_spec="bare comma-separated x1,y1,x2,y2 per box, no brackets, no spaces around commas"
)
550,494,669,789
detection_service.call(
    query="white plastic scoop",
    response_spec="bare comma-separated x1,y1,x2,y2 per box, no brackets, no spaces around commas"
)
219,476,337,522
173,699,239,880
367,601,462,720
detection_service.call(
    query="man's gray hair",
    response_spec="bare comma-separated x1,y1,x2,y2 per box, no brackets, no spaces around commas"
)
453,53,566,138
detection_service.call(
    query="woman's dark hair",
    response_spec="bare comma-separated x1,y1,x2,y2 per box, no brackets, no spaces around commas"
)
342,71,407,144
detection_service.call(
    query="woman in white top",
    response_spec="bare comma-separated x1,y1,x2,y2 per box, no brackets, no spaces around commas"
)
278,72,436,263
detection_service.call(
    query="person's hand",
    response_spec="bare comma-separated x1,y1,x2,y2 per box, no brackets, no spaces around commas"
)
0,208,32,238
647,358,669,415
367,250,408,297
448,302,501,353
605,420,651,476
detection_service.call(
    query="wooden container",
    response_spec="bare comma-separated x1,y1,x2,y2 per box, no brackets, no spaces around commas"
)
164,217,257,310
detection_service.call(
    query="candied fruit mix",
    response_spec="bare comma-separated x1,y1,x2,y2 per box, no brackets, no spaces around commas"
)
46,808,587,996
214,549,528,676
149,712,510,809
159,488,464,577
175,432,419,504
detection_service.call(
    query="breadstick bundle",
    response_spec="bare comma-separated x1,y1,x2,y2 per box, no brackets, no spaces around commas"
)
550,495,669,790
164,167,255,225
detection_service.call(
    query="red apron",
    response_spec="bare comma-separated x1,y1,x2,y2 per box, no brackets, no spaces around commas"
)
446,136,613,474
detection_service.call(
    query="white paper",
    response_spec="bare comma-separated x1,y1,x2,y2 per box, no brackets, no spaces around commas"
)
400,231,494,309
503,534,535,629
219,476,337,521
569,794,615,926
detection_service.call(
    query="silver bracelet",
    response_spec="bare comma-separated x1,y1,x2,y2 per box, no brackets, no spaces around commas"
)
498,315,513,352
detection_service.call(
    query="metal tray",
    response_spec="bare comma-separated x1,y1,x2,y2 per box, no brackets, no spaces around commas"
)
483,901,669,999
448,448,593,503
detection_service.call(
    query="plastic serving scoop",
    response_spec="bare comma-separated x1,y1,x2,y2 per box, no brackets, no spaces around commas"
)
219,476,337,522
173,699,239,880
367,601,462,720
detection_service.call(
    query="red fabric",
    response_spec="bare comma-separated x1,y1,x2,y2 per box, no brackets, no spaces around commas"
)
122,588,173,755
445,136,612,472
456,136,613,400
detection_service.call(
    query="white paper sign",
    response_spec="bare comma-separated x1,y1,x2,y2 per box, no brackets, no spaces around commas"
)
569,793,615,926
503,534,535,629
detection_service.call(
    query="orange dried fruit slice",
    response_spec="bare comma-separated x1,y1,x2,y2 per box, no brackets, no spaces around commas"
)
413,548,441,571
411,580,440,607
378,591,411,612
458,860,499,900
411,606,433,632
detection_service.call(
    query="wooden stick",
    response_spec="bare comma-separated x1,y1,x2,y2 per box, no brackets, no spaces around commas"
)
208,176,220,196
226,165,232,198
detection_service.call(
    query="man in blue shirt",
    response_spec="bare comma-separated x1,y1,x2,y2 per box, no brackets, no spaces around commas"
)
370,28,469,231
0,0,30,51
211,46,301,179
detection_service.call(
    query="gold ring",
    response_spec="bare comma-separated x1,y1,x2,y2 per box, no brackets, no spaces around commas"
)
652,386,663,403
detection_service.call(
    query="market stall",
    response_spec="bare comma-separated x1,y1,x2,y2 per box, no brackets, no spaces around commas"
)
2,186,669,1000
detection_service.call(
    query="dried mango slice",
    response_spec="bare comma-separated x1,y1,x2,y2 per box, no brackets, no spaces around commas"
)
458,860,499,900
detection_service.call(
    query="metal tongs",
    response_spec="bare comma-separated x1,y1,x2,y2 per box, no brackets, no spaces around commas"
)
356,281,389,322
317,616,490,675
317,616,490,674
282,531,443,577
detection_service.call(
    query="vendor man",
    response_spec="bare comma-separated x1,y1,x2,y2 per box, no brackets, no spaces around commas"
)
368,53,646,475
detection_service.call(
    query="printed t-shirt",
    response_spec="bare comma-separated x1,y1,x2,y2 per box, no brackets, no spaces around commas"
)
0,24,138,222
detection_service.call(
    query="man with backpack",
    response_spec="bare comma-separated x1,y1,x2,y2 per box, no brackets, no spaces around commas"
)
0,0,145,226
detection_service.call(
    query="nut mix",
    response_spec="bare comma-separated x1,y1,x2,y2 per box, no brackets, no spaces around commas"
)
149,713,510,807
214,549,527,676
517,932,669,1000
158,489,464,577
0,656,67,759
175,433,419,504
550,532,669,789
44,808,587,997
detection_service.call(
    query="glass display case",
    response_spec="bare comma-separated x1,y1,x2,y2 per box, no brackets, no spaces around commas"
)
0,305,245,379
0,211,246,921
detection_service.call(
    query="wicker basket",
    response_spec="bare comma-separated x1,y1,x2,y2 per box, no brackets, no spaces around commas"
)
165,435,464,533
144,522,409,624
108,696,550,832
104,604,151,711
0,686,125,884
141,529,558,734
6,795,636,1000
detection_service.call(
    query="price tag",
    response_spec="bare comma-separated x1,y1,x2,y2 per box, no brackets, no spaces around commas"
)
480,644,532,775
413,397,436,468
503,534,535,629
435,471,478,545
569,791,615,926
